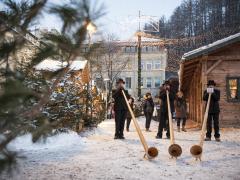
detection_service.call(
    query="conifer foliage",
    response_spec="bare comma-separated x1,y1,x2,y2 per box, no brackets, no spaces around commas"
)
0,0,104,172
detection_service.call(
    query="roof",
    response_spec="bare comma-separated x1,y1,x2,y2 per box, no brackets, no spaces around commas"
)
182,32,240,61
34,59,88,72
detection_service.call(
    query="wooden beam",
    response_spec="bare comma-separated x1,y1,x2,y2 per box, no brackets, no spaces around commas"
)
183,63,199,71
201,57,207,125
183,71,196,78
206,60,223,75
208,55,240,61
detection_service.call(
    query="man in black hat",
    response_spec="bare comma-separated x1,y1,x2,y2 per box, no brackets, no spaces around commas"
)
203,80,221,142
112,78,130,139
156,80,175,139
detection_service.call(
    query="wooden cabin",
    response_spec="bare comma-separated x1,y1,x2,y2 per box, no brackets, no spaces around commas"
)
180,33,240,127
34,59,90,84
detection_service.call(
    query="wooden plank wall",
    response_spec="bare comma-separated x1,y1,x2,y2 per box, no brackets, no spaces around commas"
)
188,62,202,124
207,60,240,127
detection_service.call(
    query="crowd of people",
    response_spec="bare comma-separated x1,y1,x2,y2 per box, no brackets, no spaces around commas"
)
111,78,221,142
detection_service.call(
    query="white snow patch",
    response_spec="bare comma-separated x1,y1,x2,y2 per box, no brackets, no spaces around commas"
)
8,131,86,152
34,59,87,72
2,117,240,180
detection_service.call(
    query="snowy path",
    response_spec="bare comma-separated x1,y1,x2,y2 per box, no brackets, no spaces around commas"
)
2,117,240,180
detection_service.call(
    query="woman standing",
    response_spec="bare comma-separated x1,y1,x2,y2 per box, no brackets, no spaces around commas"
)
143,93,154,131
126,96,134,132
174,91,187,132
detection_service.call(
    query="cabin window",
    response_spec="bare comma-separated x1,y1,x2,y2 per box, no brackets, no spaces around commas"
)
226,77,240,102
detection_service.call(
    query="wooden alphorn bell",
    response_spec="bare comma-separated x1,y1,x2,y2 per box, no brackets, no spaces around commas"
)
190,93,212,161
122,90,158,159
166,90,182,158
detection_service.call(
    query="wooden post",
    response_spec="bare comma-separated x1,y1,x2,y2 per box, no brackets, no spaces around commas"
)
201,56,208,125
196,64,201,124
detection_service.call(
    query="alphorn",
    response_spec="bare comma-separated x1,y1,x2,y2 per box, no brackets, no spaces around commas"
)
122,90,158,159
190,93,212,161
166,90,182,158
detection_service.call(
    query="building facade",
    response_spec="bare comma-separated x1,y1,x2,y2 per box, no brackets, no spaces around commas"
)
94,37,167,98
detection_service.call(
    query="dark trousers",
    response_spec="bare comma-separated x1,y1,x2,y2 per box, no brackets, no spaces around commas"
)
157,111,170,137
115,110,127,137
206,113,220,138
177,118,186,127
145,112,152,129
126,117,131,130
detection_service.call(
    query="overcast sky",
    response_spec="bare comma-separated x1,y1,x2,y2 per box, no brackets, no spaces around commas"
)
1,0,183,40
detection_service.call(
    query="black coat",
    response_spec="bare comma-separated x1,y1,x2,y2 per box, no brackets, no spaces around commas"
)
143,98,154,114
112,88,130,111
159,89,175,113
203,89,220,114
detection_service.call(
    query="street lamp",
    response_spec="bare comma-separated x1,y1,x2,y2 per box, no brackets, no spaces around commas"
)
87,22,97,36
104,78,110,120
86,21,97,120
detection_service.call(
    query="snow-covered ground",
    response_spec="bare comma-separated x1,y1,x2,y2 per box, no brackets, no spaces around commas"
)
2,117,240,180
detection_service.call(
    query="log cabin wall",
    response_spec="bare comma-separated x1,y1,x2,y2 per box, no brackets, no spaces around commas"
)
206,43,240,127
181,35,240,128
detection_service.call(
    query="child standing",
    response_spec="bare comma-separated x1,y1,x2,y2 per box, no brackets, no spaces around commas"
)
174,91,187,132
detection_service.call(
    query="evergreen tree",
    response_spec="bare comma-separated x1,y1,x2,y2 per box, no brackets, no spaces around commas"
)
0,0,105,172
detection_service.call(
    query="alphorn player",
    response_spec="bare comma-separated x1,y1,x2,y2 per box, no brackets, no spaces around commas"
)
203,80,221,142
112,78,130,139
156,80,175,139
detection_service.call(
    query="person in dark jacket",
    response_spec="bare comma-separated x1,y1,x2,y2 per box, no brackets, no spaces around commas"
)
174,91,187,132
143,92,154,131
126,96,134,132
112,78,130,139
203,80,221,142
156,81,175,139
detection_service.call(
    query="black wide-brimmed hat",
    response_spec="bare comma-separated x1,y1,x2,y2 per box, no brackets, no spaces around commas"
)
163,80,170,85
207,80,216,86
116,78,125,84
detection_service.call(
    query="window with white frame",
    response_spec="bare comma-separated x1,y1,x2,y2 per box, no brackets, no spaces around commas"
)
146,63,152,70
146,77,152,88
154,60,161,70
154,77,161,88
125,77,131,89
141,77,144,88
141,62,145,70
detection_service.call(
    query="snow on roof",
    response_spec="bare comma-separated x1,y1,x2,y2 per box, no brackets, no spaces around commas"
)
69,60,88,71
129,36,160,42
182,32,240,61
34,59,88,72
